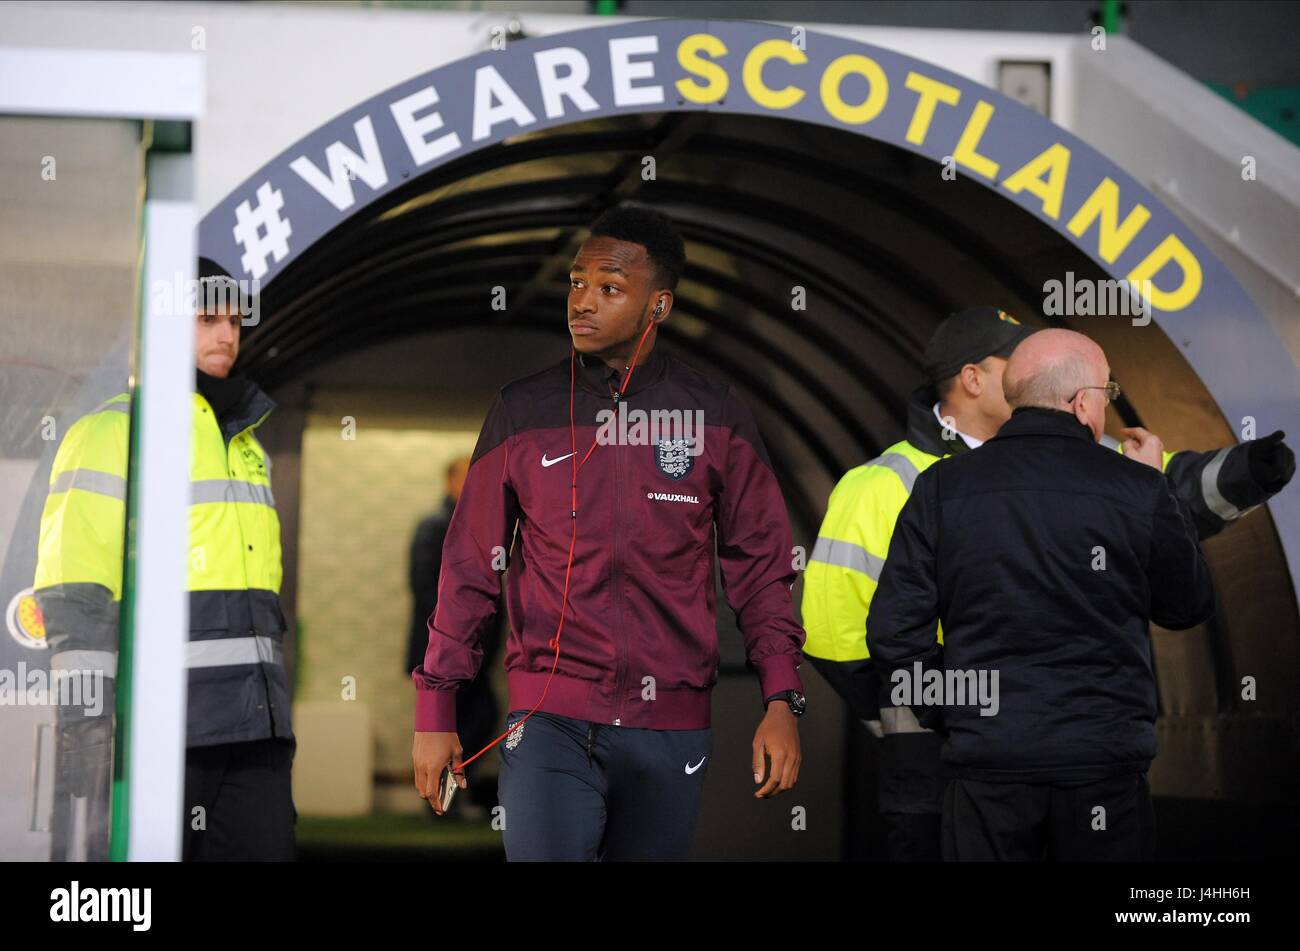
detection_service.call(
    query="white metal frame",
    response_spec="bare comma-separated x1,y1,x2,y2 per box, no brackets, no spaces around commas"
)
0,47,202,120
0,46,204,861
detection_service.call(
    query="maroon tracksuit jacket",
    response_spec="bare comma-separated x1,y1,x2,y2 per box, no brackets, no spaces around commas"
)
413,348,805,732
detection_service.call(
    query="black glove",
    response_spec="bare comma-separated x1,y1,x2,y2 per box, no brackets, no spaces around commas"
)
1246,430,1295,494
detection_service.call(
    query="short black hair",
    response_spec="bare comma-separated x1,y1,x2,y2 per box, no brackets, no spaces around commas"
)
587,205,686,291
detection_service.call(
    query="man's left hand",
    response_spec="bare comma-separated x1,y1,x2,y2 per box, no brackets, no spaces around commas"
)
752,702,800,798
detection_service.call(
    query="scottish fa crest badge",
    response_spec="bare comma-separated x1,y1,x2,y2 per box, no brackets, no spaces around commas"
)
656,438,694,481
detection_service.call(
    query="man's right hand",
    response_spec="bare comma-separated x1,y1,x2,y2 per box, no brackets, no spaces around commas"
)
412,731,466,815
1120,426,1165,471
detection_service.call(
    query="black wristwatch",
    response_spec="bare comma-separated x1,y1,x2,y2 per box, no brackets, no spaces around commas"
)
765,690,807,717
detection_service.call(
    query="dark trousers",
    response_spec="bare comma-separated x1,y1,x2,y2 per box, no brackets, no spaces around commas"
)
183,738,297,861
879,731,945,861
884,813,942,861
942,772,1155,861
497,710,711,861
50,716,114,862
807,655,945,861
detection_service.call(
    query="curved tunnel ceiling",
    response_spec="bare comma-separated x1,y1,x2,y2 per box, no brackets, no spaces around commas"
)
238,110,1230,535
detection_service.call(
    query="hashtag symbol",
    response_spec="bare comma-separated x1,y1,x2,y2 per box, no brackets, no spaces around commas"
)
232,182,293,280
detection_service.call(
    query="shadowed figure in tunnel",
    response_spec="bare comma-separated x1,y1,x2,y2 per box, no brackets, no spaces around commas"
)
867,328,1216,861
32,257,297,861
411,206,807,861
801,306,1295,861
405,454,503,816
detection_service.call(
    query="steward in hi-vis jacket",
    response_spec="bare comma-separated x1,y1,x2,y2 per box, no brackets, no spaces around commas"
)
33,258,296,861
801,306,1295,861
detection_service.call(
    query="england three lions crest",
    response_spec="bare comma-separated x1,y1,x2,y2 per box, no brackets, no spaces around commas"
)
656,438,695,480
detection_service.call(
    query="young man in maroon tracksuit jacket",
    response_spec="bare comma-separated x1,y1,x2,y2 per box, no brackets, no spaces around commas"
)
411,206,807,860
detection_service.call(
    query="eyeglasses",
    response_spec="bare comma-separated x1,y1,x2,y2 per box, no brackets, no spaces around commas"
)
1070,381,1122,405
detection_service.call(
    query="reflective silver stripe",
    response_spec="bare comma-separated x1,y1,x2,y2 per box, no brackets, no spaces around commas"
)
50,650,118,679
865,452,920,494
186,635,282,669
811,536,885,581
93,398,130,415
49,468,127,501
190,479,276,508
1200,447,1245,521
881,706,931,735
1100,434,1122,451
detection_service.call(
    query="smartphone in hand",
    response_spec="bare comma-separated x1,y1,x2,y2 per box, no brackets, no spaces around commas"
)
436,766,458,814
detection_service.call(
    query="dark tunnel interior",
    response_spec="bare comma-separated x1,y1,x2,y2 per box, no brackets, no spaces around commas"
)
239,111,1298,858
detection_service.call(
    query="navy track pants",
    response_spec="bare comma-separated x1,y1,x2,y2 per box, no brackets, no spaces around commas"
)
498,709,711,861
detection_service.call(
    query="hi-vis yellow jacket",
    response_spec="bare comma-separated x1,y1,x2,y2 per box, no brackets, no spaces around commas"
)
33,382,293,747
802,386,1266,700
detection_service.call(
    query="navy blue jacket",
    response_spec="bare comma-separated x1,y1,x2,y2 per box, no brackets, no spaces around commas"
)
867,407,1214,782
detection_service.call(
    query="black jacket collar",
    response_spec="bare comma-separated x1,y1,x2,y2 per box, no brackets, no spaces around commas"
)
905,385,974,458
196,369,275,443
992,406,1095,443
574,346,668,397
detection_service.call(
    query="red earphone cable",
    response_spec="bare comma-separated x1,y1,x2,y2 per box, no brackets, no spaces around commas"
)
456,316,657,771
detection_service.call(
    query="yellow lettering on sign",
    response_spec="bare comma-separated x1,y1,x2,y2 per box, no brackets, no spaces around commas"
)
820,54,888,125
953,101,999,179
1066,177,1152,264
743,38,806,109
903,72,961,145
1128,234,1202,312
676,33,729,104
1001,143,1072,220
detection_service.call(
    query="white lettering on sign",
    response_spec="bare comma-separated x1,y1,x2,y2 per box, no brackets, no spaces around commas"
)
390,86,463,165
610,35,664,106
535,47,600,119
289,116,388,211
472,64,538,141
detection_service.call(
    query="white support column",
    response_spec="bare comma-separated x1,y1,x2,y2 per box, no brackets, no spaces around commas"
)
126,153,195,861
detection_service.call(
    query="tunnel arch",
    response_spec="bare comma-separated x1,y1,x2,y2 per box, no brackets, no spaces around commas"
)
197,19,1299,825
199,16,1299,586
